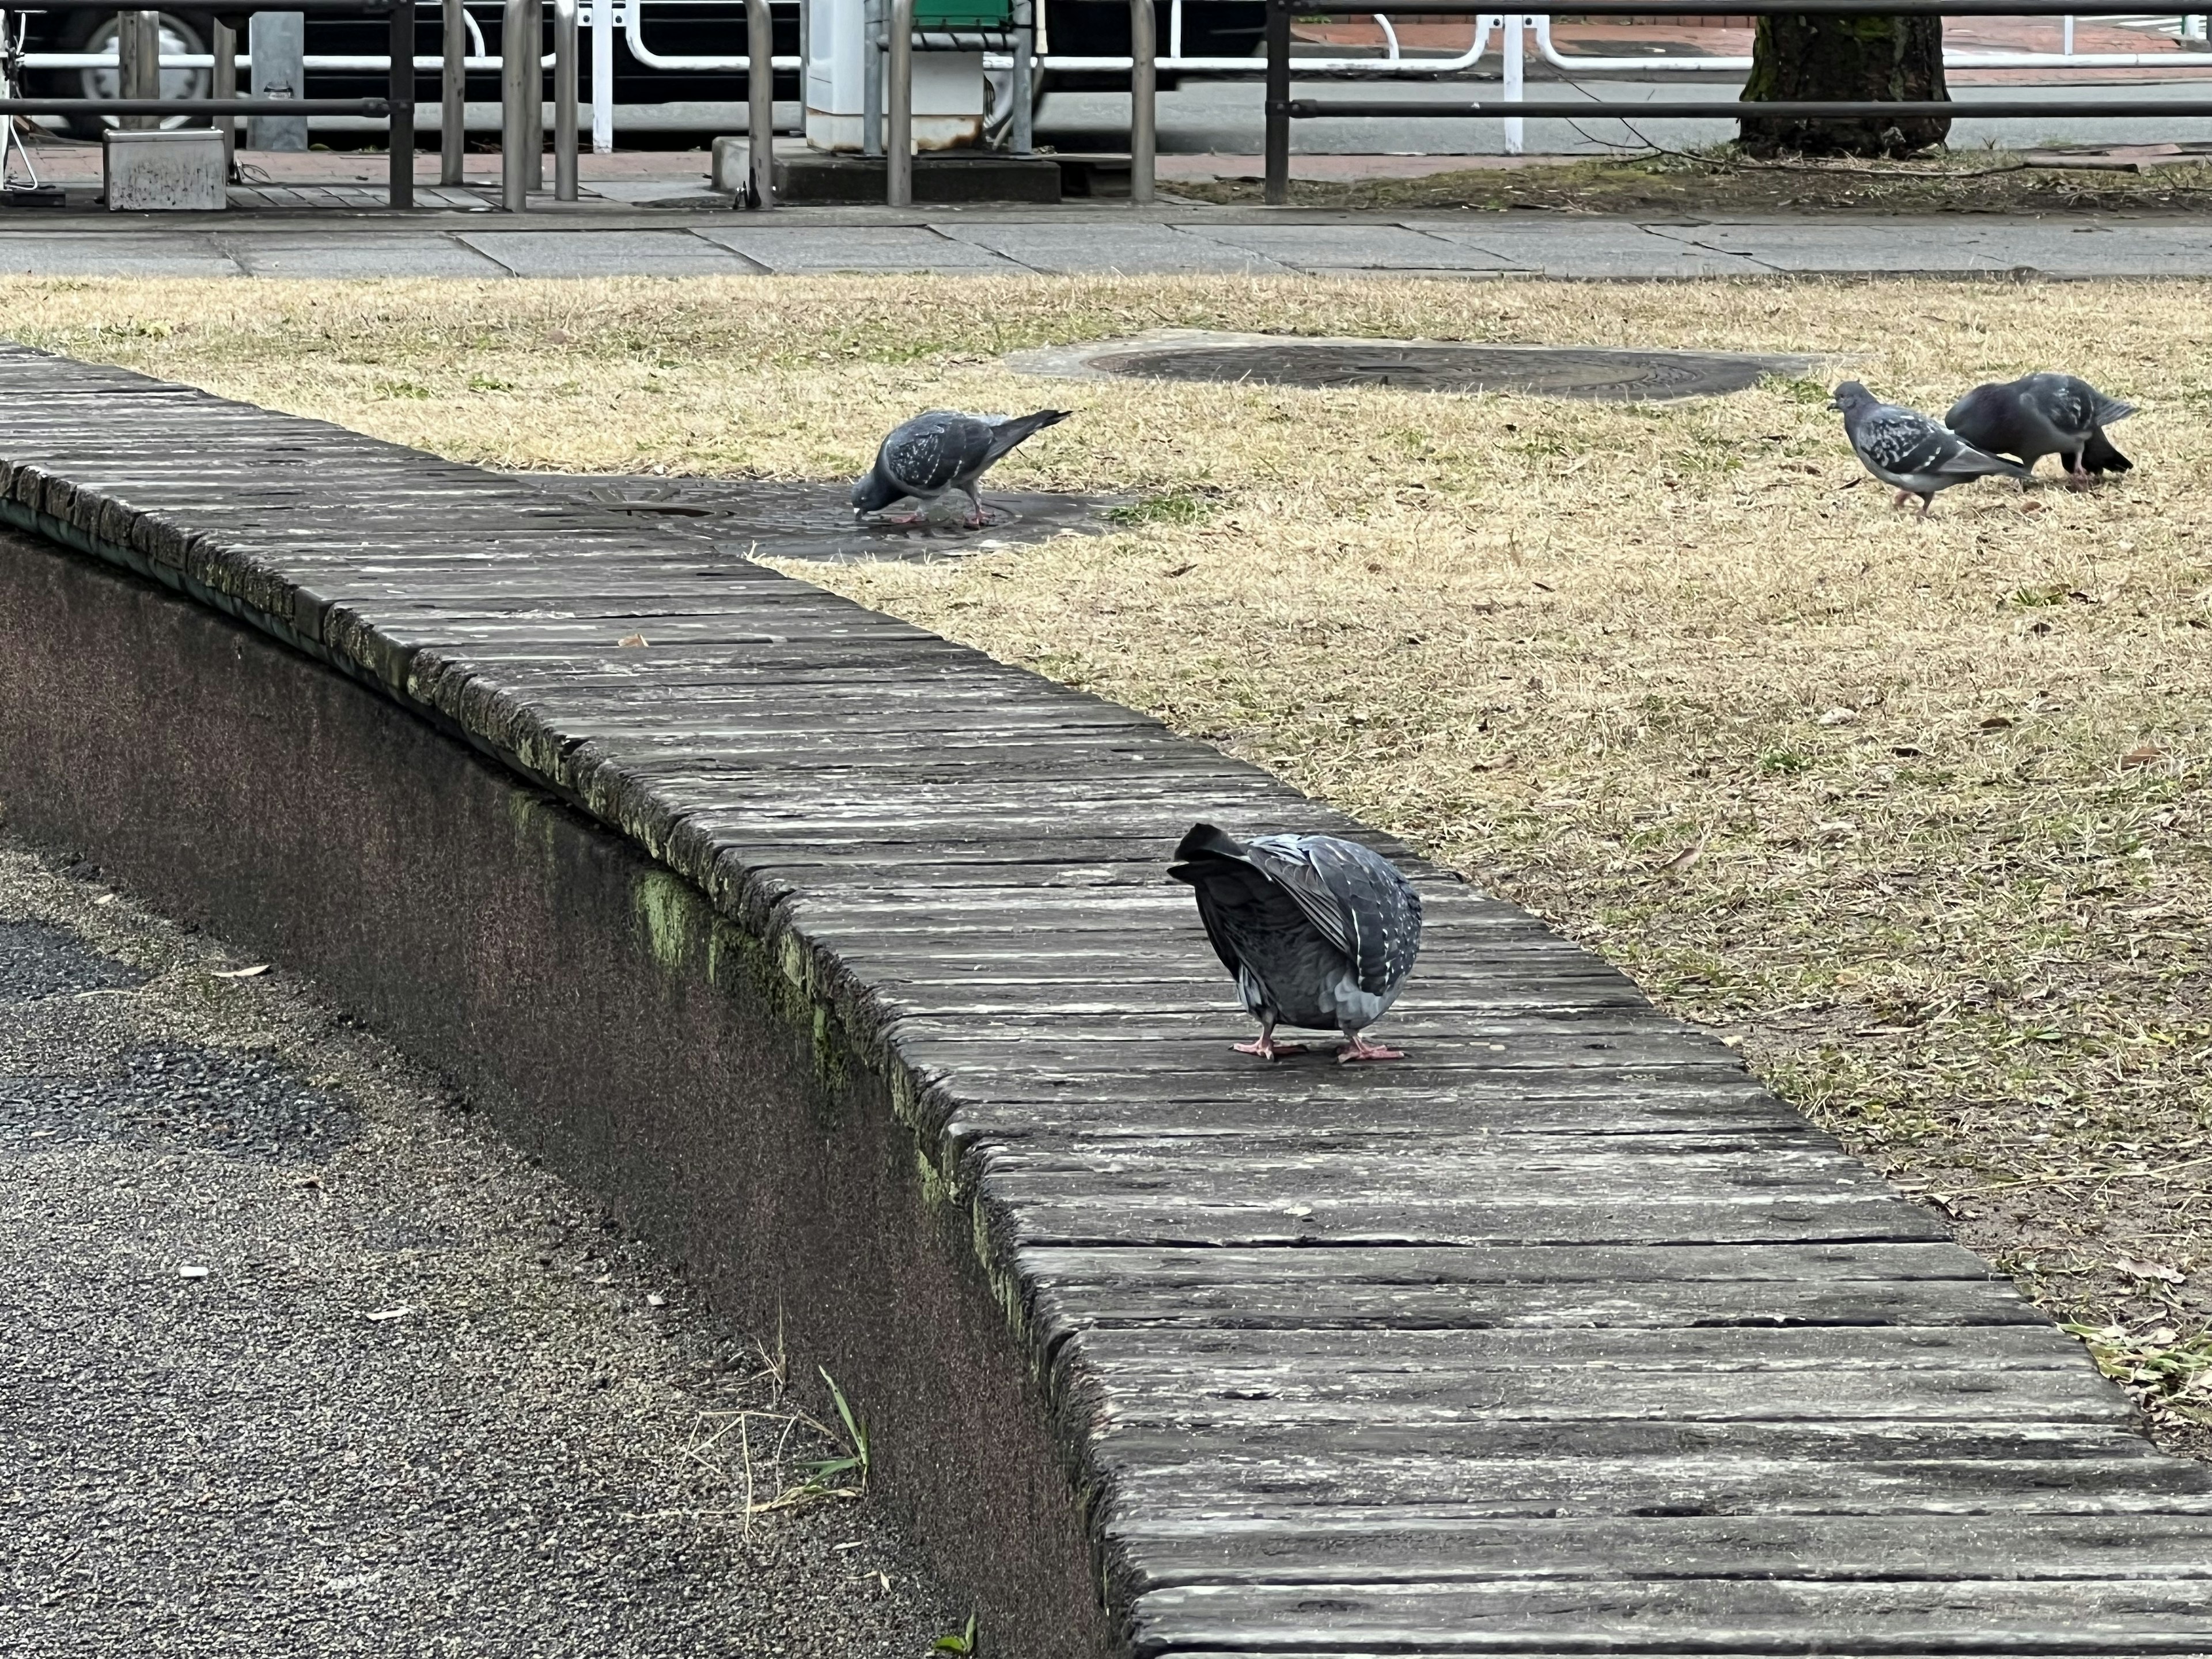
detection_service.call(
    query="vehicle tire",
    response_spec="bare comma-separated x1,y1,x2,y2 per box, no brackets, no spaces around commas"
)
51,9,214,140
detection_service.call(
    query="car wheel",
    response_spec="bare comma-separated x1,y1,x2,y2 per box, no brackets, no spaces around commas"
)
60,10,213,139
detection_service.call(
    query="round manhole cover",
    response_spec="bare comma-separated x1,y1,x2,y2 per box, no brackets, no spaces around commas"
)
1009,331,1817,402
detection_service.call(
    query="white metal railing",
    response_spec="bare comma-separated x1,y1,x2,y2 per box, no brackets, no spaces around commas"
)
1524,9,2212,70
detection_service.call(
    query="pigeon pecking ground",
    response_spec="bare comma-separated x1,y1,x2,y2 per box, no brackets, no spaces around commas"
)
0,833,964,1657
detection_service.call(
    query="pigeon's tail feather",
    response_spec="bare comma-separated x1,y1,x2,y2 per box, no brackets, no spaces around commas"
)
2082,429,2134,475
2092,393,2138,429
983,408,1073,466
1169,821,1248,881
1945,444,2032,482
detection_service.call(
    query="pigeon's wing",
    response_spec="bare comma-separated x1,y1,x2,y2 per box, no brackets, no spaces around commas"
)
1942,384,2028,459
2086,387,2137,429
1242,835,1355,958
881,412,997,494
1857,405,2023,480
1247,835,1422,997
1302,838,1423,997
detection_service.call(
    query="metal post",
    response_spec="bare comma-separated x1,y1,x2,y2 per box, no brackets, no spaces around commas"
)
389,0,416,206
531,0,544,188
886,0,910,204
1262,0,1288,205
862,0,881,156
745,0,771,206
210,15,237,175
1010,0,1032,155
1501,11,1522,156
248,12,307,150
591,0,613,151
501,0,533,207
119,10,158,130
441,0,465,184
554,0,577,198
1128,0,1153,203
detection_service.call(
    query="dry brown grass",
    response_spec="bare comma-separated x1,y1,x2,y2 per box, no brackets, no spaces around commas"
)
6,272,2211,1443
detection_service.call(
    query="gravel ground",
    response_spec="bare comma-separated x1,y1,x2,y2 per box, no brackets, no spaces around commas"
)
0,832,966,1657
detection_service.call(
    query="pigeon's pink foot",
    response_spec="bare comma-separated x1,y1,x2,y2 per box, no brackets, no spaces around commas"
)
1336,1035,1404,1064
1233,1036,1307,1060
1891,488,1913,509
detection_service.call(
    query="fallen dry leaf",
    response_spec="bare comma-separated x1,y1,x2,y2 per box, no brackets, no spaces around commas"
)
211,964,269,979
618,632,649,647
2122,743,2164,768
2118,1256,2188,1285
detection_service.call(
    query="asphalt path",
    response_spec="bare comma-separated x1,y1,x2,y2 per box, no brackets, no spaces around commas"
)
0,834,964,1657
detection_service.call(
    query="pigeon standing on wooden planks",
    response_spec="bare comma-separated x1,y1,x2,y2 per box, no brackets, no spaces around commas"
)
1831,381,2029,518
851,408,1070,527
1944,373,2135,486
1170,824,1423,1063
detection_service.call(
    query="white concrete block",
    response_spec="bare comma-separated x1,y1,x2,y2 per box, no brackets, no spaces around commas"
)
104,130,228,213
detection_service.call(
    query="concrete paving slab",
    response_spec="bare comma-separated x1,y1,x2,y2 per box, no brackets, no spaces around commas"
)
218,233,512,279
1649,221,2019,274
459,229,762,276
937,222,1291,274
695,224,1027,272
0,233,241,278
1188,222,1521,271
1937,221,2212,277
1403,221,1763,278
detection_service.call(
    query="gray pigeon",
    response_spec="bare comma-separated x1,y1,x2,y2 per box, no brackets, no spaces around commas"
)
1831,381,2030,518
1945,373,2135,486
851,408,1070,526
1169,823,1423,1064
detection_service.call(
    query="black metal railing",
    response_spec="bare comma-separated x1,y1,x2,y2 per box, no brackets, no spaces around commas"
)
6,0,418,207
1263,0,2212,204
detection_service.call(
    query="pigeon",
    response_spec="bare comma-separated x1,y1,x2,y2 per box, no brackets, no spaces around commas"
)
1830,381,2030,518
850,408,1070,527
1169,823,1423,1064
1944,373,2135,486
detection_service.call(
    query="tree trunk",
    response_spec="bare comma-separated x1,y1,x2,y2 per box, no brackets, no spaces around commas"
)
1739,16,1950,158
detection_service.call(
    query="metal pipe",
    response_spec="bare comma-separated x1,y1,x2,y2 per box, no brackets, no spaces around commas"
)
1128,0,1153,204
389,0,415,206
1500,12,1521,156
1010,0,1032,155
1287,96,2212,118
209,15,236,175
886,0,910,205
441,0,465,183
1235,0,2212,10
554,0,577,198
1262,0,1288,206
592,0,613,150
501,0,533,207
745,0,771,206
0,96,391,112
862,0,881,156
120,10,159,130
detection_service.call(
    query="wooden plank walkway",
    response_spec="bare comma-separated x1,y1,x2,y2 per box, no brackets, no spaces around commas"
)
4,342,2211,1656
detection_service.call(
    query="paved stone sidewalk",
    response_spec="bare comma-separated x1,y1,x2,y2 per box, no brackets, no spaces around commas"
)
2,209,2208,279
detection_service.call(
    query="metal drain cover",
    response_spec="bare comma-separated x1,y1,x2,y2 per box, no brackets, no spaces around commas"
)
512,475,1117,563
1009,329,1816,402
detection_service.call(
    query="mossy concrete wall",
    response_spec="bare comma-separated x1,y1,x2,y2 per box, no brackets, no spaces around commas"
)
0,525,1112,1659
